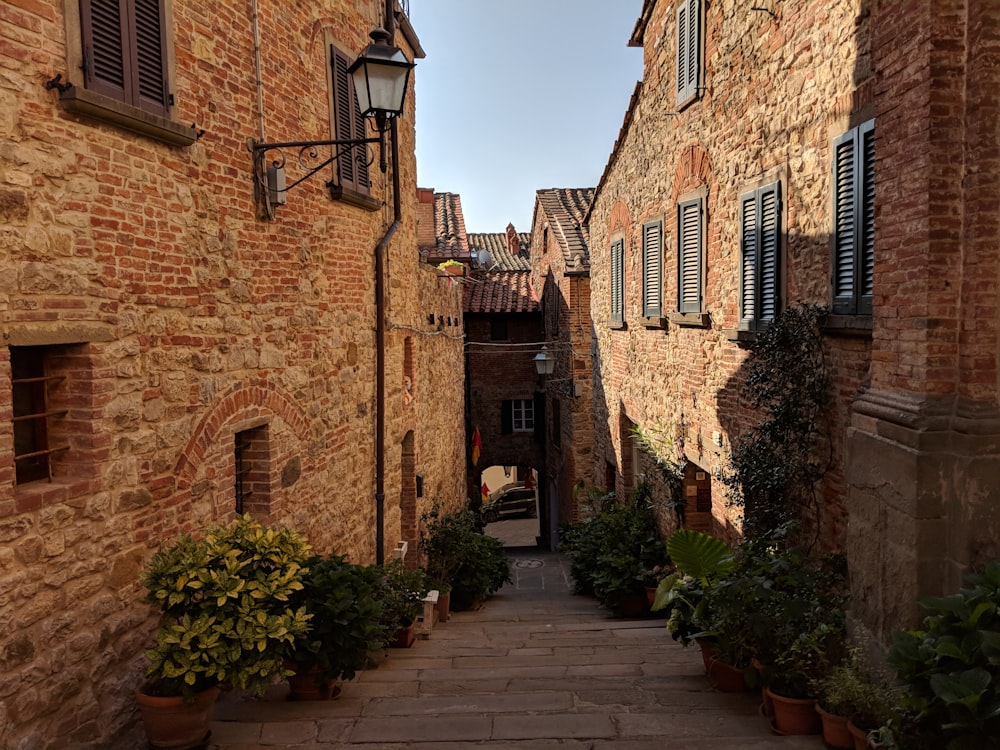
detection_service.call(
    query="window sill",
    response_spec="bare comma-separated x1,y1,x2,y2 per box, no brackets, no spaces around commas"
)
821,314,873,338
670,312,710,329
608,321,626,331
329,185,380,212
642,316,667,330
723,328,759,346
59,86,198,147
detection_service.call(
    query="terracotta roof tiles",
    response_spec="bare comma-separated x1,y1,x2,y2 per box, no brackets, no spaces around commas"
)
463,271,539,314
536,187,595,267
467,231,531,271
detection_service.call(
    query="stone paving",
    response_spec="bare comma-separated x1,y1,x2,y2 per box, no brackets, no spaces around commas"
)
209,549,824,749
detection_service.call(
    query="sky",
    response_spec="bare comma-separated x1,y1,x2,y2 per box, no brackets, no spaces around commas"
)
409,0,644,234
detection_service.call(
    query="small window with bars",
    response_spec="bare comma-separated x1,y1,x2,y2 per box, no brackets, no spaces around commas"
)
12,347,69,484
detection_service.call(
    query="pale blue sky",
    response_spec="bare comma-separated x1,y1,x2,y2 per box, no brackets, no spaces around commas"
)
410,0,644,234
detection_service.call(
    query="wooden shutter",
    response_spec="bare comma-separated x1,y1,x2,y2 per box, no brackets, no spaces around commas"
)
134,0,168,115
740,192,758,327
678,198,702,313
832,121,875,315
610,238,624,325
759,183,780,324
676,0,700,106
533,393,545,443
331,47,371,193
80,0,168,116
859,120,875,314
642,221,662,318
501,400,512,434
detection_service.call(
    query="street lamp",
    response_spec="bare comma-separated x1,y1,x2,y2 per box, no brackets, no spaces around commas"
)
534,346,556,376
249,27,414,220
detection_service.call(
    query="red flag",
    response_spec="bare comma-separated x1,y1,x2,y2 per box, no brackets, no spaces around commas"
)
523,471,534,491
481,482,490,502
471,427,482,466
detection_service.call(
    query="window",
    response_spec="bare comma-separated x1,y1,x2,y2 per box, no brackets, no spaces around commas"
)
833,120,875,315
79,0,169,117
739,181,782,331
610,237,624,326
641,220,663,318
11,347,68,484
511,399,534,432
234,424,269,517
676,0,702,107
677,197,704,313
501,399,534,433
330,45,371,195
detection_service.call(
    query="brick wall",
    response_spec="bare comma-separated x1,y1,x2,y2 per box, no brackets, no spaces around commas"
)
0,1,465,746
588,0,875,542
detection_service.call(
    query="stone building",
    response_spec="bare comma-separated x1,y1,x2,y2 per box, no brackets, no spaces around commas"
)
529,188,596,537
588,0,1000,638
0,1,465,746
461,219,546,530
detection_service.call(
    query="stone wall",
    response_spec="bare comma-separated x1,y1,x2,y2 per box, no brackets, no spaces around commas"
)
0,1,465,746
588,0,875,542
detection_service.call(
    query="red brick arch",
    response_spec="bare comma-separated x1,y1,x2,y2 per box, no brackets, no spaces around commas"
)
672,141,715,200
608,199,632,238
174,382,311,491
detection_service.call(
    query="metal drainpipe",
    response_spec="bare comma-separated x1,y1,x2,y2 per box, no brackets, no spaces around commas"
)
374,0,400,565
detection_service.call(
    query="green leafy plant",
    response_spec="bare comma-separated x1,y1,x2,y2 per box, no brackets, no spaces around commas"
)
722,304,832,543
815,647,898,729
888,561,1000,750
561,481,668,614
285,554,387,682
373,559,431,635
140,516,312,699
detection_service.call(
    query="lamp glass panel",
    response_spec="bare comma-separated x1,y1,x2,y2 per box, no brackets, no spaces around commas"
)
352,56,410,116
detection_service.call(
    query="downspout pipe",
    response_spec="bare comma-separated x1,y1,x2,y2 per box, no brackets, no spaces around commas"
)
375,0,401,565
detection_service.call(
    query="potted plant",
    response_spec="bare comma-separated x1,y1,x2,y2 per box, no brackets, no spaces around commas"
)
420,503,511,612
375,559,431,648
138,516,312,749
283,553,387,700
436,259,465,276
888,560,1000,750
815,648,898,750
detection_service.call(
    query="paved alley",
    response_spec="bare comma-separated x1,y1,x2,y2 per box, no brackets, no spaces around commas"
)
209,551,824,749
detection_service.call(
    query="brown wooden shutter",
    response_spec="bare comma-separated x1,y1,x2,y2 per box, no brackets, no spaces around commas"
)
331,45,371,194
134,0,169,115
501,400,513,434
678,198,702,313
81,0,128,102
642,220,662,318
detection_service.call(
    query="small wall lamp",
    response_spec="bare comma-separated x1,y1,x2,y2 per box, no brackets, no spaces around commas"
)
249,27,414,220
533,345,557,376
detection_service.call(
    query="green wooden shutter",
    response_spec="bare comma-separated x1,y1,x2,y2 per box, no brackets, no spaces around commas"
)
759,182,780,324
678,198,702,313
533,393,545,443
501,400,512,434
859,120,875,314
832,129,857,314
642,220,662,318
833,121,875,315
740,191,758,327
676,0,700,106
610,238,624,325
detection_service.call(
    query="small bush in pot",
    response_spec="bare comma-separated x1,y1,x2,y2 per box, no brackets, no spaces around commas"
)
420,503,511,611
374,559,431,638
284,553,387,698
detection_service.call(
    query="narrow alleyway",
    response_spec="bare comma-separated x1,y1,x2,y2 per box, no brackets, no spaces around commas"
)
209,548,824,749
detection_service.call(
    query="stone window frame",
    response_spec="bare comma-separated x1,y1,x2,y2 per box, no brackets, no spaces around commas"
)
58,0,197,147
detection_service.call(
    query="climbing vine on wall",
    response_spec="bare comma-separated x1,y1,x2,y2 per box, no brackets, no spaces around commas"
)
723,304,833,544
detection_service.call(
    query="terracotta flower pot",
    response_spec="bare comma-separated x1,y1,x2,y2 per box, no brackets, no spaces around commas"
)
436,590,451,623
696,637,717,672
816,704,854,749
136,685,220,750
766,687,821,735
391,621,416,648
286,663,340,701
616,591,650,618
645,586,658,606
706,657,748,692
847,719,870,750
